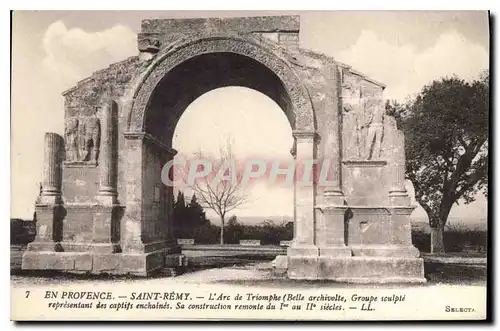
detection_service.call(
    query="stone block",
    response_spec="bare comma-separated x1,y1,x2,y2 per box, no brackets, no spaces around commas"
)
342,161,389,205
287,244,319,257
62,167,99,204
22,252,75,271
346,208,391,246
287,255,425,283
119,250,169,276
92,254,120,273
287,256,320,279
119,254,146,275
141,16,300,34
239,239,261,246
317,256,348,278
272,255,288,270
350,245,420,258
177,238,195,245
62,209,94,243
75,254,93,271
319,246,352,257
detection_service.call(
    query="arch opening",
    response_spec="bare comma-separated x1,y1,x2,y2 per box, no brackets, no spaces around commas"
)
122,43,314,252
144,52,295,144
170,86,295,243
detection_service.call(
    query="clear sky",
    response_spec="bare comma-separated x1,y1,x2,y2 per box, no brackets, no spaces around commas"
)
11,11,489,222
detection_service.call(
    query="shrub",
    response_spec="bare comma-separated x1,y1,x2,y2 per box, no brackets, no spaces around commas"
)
412,222,487,253
10,219,36,245
193,223,221,244
196,218,294,245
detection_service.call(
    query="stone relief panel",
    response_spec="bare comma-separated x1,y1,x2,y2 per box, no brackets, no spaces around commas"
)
342,75,363,159
361,98,385,160
64,110,101,164
341,70,386,160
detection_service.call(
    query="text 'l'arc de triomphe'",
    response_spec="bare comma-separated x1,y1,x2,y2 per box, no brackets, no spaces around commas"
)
22,15,425,283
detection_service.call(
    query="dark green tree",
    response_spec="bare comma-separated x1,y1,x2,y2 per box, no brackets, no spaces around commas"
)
173,191,186,238
390,73,489,253
173,192,209,239
187,194,208,227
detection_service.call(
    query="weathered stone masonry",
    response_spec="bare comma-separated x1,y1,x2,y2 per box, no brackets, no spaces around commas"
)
23,15,425,282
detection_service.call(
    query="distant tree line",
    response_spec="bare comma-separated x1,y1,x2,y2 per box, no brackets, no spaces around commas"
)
172,192,293,245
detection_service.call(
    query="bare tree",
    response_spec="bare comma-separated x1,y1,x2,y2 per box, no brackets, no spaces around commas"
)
191,140,248,245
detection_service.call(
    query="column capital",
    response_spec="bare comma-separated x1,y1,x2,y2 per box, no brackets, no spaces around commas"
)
292,130,320,143
124,131,177,155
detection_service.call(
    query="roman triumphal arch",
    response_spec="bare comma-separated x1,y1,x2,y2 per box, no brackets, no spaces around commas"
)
23,15,425,282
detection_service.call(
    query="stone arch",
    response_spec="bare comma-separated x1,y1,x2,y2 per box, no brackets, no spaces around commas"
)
126,34,316,135
119,34,319,267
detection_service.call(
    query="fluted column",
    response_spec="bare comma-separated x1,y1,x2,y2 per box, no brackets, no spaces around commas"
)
323,113,344,204
97,99,118,205
323,66,344,205
389,129,410,206
39,133,63,205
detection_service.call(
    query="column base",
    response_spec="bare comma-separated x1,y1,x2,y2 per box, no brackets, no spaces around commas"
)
95,193,118,206
389,190,411,206
26,241,63,252
319,245,352,257
58,242,122,253
323,190,345,205
37,195,62,205
286,256,426,283
287,244,319,256
350,244,420,258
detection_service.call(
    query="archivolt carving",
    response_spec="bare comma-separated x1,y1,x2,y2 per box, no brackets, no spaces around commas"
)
126,35,315,133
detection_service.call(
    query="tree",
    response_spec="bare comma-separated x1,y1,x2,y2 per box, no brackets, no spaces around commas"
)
191,141,248,245
186,194,209,228
390,73,489,253
173,192,209,238
172,191,186,238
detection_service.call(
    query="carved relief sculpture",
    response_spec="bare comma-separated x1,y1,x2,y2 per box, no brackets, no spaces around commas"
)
342,79,364,159
64,117,79,161
362,98,385,160
81,108,101,162
65,108,101,163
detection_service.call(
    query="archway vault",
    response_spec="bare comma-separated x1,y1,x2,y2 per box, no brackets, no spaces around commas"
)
126,34,316,138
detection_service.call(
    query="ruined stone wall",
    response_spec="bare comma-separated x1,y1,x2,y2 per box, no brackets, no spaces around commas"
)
63,56,140,117
61,56,141,204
